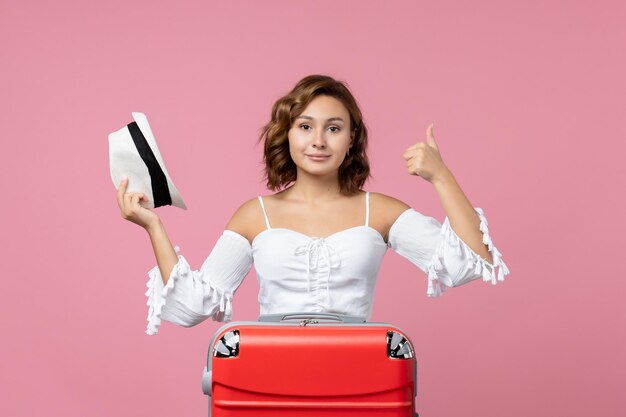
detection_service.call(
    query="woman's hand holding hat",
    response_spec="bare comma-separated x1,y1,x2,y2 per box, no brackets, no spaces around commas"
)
117,177,160,231
403,123,451,185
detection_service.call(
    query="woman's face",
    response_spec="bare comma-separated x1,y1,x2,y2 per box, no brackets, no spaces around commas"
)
287,95,353,179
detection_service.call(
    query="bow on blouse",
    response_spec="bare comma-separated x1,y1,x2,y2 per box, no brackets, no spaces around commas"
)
294,238,342,304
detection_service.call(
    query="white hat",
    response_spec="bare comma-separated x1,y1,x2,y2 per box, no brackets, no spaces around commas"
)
109,112,187,210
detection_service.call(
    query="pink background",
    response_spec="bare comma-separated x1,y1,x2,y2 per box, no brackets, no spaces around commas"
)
2,1,625,416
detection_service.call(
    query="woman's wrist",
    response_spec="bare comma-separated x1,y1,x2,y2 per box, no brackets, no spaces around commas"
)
432,166,455,188
145,218,164,236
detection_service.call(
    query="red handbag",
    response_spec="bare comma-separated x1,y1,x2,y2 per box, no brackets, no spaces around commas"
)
202,313,418,416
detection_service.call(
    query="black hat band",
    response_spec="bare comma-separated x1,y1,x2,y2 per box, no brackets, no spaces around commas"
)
127,122,172,208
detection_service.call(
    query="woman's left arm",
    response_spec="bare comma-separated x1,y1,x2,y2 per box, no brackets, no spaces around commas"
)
432,169,493,263
404,123,492,263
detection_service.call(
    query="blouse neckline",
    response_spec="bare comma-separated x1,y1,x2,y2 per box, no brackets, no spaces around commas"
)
251,225,386,247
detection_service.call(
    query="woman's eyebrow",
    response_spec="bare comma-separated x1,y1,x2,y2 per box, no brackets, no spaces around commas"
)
296,115,346,123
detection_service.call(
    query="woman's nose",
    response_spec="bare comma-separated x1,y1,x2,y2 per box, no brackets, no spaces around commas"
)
312,129,326,148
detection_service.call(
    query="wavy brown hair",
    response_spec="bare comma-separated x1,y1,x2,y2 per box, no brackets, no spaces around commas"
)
259,74,370,195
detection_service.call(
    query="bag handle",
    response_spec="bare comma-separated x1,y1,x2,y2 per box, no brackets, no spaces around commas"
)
257,312,366,323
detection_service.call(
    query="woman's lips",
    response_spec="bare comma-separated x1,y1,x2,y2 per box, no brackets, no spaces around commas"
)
306,154,330,161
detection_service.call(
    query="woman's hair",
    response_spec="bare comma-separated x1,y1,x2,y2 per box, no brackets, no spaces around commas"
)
259,74,370,195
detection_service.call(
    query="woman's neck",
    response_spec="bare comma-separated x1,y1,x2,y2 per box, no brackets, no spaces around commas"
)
282,172,343,203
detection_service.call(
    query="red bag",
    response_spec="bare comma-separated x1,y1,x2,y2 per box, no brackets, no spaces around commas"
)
202,313,418,416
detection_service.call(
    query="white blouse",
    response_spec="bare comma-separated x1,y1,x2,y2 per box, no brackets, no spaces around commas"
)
145,193,509,335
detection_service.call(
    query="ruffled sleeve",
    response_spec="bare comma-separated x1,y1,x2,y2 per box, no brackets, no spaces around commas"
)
387,208,509,297
145,230,253,335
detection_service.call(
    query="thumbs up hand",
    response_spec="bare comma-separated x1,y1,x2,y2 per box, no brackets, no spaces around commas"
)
403,123,450,184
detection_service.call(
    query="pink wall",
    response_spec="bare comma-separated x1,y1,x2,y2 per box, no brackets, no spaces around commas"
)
2,1,625,416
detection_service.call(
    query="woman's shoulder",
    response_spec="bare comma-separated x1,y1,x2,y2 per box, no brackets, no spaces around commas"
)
369,192,410,215
225,197,266,244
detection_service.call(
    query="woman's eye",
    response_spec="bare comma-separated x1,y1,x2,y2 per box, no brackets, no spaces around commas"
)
300,124,311,130
328,126,341,133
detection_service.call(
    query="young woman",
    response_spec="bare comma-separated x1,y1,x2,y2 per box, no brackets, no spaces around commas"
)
116,75,509,335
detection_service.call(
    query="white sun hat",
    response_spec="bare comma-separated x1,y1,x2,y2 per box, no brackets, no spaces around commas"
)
108,112,187,210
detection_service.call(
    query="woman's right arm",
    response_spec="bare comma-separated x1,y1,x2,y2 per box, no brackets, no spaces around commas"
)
116,178,254,335
116,177,177,285
145,221,178,286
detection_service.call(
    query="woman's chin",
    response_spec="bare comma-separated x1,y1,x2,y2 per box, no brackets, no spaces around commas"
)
297,165,340,178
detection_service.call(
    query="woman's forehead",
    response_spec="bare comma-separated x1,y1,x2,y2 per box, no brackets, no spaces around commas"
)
298,96,350,120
